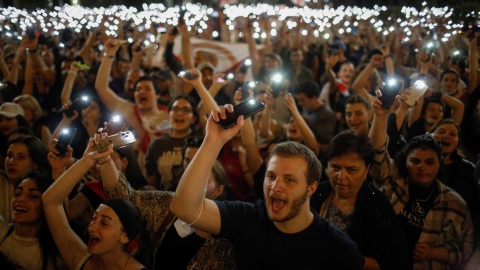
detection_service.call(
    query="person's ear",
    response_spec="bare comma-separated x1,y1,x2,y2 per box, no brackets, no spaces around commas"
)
120,232,129,244
307,181,318,196
213,185,225,199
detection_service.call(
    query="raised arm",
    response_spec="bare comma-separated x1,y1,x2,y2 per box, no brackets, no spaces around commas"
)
258,86,275,140
60,62,81,105
468,33,478,95
437,90,465,124
94,38,134,114
244,18,261,78
285,93,320,156
171,105,244,234
42,138,112,269
78,31,96,67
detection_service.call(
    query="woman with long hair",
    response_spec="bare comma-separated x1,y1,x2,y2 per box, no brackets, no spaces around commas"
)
0,172,63,270
0,135,50,223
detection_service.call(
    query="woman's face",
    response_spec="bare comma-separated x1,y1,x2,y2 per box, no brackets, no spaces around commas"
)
205,173,223,200
338,63,354,84
0,115,19,136
423,102,443,125
432,123,459,156
286,117,302,142
82,100,102,123
5,143,35,181
327,152,370,199
11,178,43,224
440,73,458,93
87,204,129,254
345,102,370,134
406,148,440,187
134,80,158,110
169,98,196,133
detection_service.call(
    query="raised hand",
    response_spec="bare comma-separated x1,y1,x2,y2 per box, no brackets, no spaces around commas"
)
206,105,244,145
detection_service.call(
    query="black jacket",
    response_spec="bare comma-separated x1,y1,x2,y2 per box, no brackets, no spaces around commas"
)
311,181,410,270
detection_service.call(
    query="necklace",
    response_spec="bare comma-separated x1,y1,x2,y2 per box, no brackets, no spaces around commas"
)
411,185,435,217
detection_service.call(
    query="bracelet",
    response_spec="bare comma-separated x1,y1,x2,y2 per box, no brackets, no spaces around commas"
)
187,202,204,226
383,54,391,60
97,156,111,165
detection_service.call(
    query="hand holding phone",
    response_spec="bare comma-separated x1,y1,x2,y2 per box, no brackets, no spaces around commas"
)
215,98,265,129
55,128,76,156
270,73,286,98
63,96,90,118
103,115,125,135
178,70,199,80
379,79,403,110
95,131,136,153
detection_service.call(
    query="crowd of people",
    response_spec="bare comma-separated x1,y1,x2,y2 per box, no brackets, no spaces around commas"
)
0,2,479,270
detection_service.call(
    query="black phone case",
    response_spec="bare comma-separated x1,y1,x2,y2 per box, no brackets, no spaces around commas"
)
379,83,402,109
216,98,265,129
55,128,77,156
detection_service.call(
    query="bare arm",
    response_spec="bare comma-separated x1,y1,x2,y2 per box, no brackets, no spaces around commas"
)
43,145,102,269
438,91,464,124
171,106,244,234
468,34,478,95
236,89,263,175
285,93,319,155
60,62,81,105
21,56,34,95
0,49,9,79
258,86,275,140
244,19,261,78
78,31,96,67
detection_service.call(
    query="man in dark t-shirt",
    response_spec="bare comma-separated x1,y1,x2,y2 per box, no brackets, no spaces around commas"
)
170,105,364,269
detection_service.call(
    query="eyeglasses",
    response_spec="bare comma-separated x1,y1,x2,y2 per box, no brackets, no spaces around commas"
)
171,106,193,114
185,136,204,147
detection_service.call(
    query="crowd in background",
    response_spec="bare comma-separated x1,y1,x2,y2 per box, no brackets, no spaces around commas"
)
0,3,479,269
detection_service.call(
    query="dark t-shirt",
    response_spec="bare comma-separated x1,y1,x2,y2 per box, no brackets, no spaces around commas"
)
215,200,364,270
398,183,437,266
155,222,206,270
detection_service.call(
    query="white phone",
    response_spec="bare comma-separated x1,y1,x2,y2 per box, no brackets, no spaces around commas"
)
95,131,136,152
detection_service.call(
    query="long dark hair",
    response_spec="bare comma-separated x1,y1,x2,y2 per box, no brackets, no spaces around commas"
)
14,172,60,270
6,136,51,177
114,146,148,189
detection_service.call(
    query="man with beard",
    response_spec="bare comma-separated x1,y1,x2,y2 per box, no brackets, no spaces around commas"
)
170,105,364,269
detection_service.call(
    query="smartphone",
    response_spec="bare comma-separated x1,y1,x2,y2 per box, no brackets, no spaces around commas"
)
215,98,265,129
172,10,186,35
103,115,125,135
95,131,136,152
178,70,199,80
241,81,256,100
222,73,234,81
63,96,91,118
379,79,403,109
270,73,285,98
26,25,36,40
55,128,77,156
420,42,434,62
